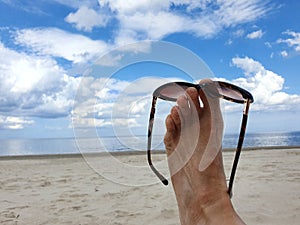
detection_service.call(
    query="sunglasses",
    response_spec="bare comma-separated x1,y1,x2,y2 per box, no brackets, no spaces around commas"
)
147,80,254,197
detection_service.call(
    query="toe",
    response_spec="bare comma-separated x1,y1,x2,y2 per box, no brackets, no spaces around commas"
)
164,114,177,154
165,114,176,133
177,95,190,117
186,87,201,117
186,87,200,109
170,106,181,130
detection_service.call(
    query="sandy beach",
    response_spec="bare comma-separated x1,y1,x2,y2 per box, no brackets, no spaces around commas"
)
0,148,299,225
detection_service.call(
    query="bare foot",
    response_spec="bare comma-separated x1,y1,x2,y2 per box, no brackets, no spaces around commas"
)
164,79,245,225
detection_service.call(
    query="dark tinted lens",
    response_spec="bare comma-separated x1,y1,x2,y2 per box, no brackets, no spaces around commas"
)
217,85,244,102
159,84,190,101
156,81,249,103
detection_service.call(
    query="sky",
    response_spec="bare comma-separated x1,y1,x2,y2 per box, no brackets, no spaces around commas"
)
0,0,300,139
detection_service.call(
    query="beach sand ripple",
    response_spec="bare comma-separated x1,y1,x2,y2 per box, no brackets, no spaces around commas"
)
0,148,299,224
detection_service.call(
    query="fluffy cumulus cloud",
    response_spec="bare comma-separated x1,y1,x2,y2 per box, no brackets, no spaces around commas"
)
72,76,179,129
0,41,81,129
72,76,133,129
229,56,300,111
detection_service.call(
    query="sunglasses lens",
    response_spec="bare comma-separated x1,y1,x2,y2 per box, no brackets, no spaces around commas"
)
217,85,244,102
156,82,248,103
159,84,190,101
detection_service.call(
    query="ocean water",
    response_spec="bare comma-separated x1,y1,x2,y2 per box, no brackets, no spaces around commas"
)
0,132,299,156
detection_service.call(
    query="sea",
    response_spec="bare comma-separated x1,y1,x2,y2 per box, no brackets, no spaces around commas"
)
0,132,299,156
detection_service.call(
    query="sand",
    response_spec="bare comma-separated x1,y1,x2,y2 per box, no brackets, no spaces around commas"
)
0,148,299,225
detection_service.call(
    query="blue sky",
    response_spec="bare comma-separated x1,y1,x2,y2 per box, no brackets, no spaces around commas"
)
0,0,299,139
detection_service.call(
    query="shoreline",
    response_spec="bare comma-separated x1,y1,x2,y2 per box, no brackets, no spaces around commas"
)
0,145,299,160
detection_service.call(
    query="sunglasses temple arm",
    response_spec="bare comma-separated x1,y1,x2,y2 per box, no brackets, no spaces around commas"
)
227,99,251,198
147,97,169,186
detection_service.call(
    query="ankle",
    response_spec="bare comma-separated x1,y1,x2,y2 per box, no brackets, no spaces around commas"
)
178,191,224,225
180,192,244,225
203,194,245,225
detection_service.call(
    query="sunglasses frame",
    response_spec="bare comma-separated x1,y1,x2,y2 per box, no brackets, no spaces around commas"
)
147,81,254,197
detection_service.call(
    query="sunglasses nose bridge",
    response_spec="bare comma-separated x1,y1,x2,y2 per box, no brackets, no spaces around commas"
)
198,83,222,99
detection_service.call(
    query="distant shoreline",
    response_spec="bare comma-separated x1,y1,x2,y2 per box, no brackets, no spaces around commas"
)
0,145,299,160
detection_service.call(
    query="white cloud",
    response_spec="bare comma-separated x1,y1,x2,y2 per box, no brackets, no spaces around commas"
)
280,50,288,57
213,0,269,26
0,41,81,122
0,0,275,131
9,1,272,60
72,76,182,129
14,28,109,64
3,0,273,44
226,39,233,45
99,0,170,13
72,77,132,128
0,116,34,129
95,53,123,67
265,42,272,48
230,56,300,111
117,11,188,40
277,30,300,52
95,0,271,42
233,29,245,37
246,29,264,39
65,6,109,31
231,56,264,76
